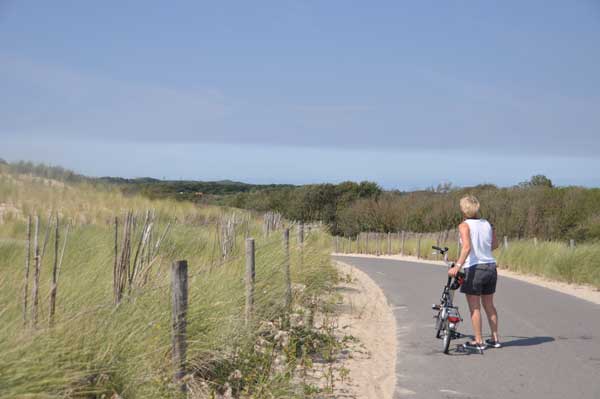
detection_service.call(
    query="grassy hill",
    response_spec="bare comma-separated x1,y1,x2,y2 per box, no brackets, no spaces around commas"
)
0,169,337,398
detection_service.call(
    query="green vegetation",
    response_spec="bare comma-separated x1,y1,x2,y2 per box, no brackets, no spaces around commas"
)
496,240,600,288
335,234,600,289
0,171,339,398
234,178,600,242
5,161,599,243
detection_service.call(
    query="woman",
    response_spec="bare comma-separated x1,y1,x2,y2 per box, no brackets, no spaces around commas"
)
448,195,501,350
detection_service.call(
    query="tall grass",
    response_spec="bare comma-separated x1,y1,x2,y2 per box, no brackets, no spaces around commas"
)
334,233,600,289
496,240,600,288
0,173,336,398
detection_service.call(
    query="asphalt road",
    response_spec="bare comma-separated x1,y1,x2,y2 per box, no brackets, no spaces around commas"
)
333,255,600,399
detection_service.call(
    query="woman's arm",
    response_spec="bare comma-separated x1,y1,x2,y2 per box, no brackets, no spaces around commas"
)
449,222,471,276
456,222,471,266
491,225,499,250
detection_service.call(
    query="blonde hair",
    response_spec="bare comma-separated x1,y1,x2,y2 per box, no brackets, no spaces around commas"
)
460,195,480,218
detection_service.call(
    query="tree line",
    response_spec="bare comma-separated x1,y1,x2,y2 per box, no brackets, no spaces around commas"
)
2,160,598,242
224,176,600,242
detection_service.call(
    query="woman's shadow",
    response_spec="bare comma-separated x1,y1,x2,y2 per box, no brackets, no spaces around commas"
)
501,336,555,347
450,335,555,355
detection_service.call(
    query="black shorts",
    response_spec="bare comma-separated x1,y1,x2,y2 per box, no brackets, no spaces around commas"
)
460,263,497,295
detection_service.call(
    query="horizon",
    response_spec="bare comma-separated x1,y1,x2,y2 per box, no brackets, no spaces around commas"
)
1,155,593,192
2,1,599,188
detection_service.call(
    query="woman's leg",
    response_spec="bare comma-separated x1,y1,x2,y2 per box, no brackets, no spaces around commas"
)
466,294,483,344
481,294,499,341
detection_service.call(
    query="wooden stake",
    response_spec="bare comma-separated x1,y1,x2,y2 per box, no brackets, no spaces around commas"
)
171,260,188,392
401,231,405,256
245,238,255,325
283,229,292,324
31,215,40,327
49,215,59,326
22,215,31,325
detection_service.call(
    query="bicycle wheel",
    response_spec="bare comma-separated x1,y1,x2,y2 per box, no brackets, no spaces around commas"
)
442,329,451,354
435,312,443,339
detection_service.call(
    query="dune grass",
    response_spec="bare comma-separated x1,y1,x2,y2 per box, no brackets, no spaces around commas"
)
495,240,600,288
0,173,336,398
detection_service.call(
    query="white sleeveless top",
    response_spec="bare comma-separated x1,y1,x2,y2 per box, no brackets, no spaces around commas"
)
461,219,496,268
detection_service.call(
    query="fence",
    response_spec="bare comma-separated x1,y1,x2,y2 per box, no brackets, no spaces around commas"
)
333,230,579,261
16,213,309,394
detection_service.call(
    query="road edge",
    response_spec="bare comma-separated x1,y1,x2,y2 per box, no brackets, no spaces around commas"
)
333,253,600,305
333,260,398,399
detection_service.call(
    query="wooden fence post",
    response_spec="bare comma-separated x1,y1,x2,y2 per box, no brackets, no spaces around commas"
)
49,215,59,326
31,215,41,327
376,233,380,256
171,260,188,392
283,229,292,317
533,237,538,247
417,234,421,259
570,239,576,249
335,236,339,253
365,232,370,254
401,231,405,256
298,223,304,246
503,236,509,249
245,238,255,325
23,215,31,325
387,232,391,255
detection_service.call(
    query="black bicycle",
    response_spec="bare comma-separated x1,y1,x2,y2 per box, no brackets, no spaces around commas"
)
431,245,466,354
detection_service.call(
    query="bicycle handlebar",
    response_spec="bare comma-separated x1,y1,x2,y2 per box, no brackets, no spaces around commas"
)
432,245,449,254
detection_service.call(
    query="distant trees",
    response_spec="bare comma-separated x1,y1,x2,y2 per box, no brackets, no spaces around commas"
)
225,176,600,242
519,174,553,188
4,160,597,243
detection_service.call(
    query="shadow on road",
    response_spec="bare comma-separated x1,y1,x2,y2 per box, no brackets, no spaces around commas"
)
440,336,556,356
502,336,555,347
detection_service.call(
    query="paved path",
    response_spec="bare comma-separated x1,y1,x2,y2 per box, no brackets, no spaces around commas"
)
333,255,600,399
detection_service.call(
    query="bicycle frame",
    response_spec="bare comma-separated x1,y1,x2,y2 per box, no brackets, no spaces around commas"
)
432,246,464,353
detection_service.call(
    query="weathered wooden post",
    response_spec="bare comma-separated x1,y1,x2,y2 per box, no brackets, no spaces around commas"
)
23,215,31,325
570,239,576,250
245,238,255,325
49,215,59,326
358,233,362,254
283,229,292,317
31,215,41,327
417,234,421,259
376,233,381,256
533,237,538,247
401,231,405,256
335,236,339,253
365,232,370,254
171,260,188,392
503,236,509,249
298,223,304,245
387,232,391,255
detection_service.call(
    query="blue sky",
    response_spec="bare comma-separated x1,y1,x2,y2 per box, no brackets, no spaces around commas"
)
1,1,599,188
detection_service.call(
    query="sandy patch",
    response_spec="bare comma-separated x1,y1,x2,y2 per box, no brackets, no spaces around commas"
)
333,252,600,305
331,260,397,399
